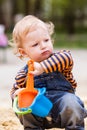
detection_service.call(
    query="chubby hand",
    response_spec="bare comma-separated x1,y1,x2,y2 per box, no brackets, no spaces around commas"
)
29,62,44,76
13,88,25,98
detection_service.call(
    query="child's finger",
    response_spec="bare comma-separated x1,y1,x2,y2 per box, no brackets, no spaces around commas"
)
29,70,40,76
29,71,35,75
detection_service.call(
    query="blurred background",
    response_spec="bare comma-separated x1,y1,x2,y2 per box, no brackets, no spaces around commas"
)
0,0,87,48
0,0,87,129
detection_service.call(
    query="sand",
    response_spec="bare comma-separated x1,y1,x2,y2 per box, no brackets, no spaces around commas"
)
0,101,87,130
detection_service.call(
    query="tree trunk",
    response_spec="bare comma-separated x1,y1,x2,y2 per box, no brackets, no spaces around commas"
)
63,8,75,34
24,0,31,15
34,0,42,17
0,6,5,24
12,0,18,15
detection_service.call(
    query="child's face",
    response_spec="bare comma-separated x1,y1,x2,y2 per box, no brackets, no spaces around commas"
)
21,26,53,62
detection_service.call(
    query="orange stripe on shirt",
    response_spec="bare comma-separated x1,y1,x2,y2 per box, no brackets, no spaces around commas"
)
60,53,69,68
45,60,53,72
48,58,56,71
57,54,65,71
52,55,61,71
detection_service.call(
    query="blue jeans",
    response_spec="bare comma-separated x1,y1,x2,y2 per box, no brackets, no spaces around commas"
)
50,91,86,130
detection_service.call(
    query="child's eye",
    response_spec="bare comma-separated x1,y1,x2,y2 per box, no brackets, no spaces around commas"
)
44,39,49,42
32,43,38,47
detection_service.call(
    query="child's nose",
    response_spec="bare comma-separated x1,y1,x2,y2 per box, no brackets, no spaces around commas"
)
40,42,46,49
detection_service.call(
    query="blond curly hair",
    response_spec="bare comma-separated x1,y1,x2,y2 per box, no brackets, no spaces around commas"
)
11,15,54,59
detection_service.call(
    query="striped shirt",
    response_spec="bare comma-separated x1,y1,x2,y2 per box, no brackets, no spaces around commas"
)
10,50,77,99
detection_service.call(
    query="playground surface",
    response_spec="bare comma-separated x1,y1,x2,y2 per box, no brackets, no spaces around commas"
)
0,48,87,130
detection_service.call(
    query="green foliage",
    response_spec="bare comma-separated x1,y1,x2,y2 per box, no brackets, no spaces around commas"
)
54,33,87,49
51,0,87,18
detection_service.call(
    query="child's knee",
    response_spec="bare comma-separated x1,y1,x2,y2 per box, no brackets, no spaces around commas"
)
59,93,86,127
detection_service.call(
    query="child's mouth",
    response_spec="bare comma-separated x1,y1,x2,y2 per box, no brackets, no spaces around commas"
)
42,50,50,55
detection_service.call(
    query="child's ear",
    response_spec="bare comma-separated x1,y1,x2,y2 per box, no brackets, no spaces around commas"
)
18,48,28,57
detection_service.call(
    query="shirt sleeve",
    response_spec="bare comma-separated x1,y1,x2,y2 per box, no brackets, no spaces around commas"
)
40,50,73,73
10,65,28,99
15,64,28,86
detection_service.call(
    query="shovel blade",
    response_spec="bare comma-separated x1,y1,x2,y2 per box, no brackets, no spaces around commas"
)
18,91,38,108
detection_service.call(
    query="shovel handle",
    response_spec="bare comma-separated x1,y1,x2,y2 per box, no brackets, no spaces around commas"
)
26,60,34,90
28,60,34,72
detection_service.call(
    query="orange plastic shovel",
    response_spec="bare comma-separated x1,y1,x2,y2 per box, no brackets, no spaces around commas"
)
18,60,38,108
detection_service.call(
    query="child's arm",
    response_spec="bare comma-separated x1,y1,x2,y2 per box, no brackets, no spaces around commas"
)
10,65,28,99
31,50,73,75
15,65,28,86
40,50,73,73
